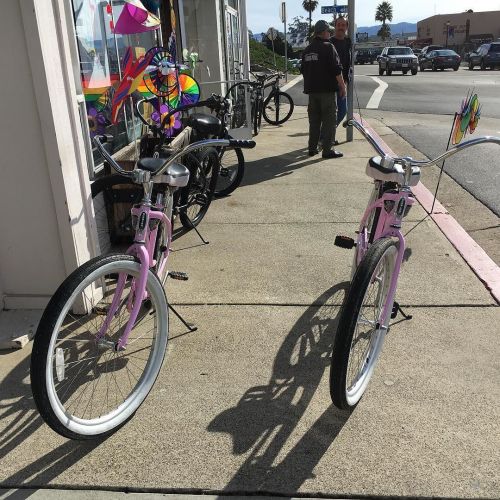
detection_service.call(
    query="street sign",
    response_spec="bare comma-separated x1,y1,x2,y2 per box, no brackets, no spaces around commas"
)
279,2,286,23
321,5,348,14
267,27,278,40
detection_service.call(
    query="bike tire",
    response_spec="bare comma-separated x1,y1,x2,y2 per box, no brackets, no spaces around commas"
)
253,96,262,136
30,254,169,440
263,91,294,125
330,238,398,410
214,147,245,198
179,148,219,229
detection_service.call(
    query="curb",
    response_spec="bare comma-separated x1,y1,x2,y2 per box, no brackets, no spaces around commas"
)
355,115,500,305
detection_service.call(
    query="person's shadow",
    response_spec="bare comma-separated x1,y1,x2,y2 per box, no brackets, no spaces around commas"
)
208,281,351,494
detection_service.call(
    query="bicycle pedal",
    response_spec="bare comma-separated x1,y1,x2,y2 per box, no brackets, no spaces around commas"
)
334,235,356,249
168,271,189,281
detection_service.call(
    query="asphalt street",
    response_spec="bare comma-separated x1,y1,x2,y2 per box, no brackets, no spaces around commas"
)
286,65,500,216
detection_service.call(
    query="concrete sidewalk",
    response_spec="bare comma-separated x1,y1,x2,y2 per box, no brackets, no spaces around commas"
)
1,108,499,499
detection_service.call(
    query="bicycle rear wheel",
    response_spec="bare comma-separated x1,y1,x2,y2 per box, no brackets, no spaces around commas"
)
31,254,168,439
179,148,219,229
263,91,294,125
253,96,263,136
330,238,398,410
214,147,245,198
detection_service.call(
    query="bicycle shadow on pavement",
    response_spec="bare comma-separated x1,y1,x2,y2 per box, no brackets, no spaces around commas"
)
239,147,329,190
207,281,351,494
0,348,105,494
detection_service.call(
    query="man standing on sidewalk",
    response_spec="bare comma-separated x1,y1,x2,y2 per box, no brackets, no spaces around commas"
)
331,16,352,132
301,20,346,159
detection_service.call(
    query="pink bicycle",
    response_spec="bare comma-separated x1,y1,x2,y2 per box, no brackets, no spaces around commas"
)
30,135,255,440
330,118,500,410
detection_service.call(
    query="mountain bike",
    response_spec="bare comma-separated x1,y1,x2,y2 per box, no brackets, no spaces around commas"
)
30,135,255,440
330,118,500,411
226,71,294,136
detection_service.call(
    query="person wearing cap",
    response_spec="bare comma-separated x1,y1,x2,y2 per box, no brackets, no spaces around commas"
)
331,16,352,131
301,19,346,159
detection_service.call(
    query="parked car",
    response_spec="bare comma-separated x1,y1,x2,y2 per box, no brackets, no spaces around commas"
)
418,45,444,65
355,48,376,64
468,42,500,70
378,46,418,75
420,49,461,71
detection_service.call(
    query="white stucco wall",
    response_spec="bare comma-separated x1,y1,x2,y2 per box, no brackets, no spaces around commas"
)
0,0,98,309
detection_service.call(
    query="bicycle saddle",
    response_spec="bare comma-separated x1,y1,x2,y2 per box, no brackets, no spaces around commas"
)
366,156,420,186
187,113,222,136
137,156,171,173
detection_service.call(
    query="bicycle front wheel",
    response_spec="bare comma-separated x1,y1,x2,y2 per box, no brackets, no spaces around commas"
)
214,147,245,198
263,91,294,125
330,238,398,410
31,254,169,440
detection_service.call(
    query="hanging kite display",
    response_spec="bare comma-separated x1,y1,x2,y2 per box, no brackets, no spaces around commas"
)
113,0,161,35
142,46,200,107
111,47,153,123
451,91,481,145
167,73,200,108
143,47,179,97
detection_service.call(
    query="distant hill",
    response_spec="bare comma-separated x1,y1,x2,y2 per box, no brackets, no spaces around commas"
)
356,22,417,37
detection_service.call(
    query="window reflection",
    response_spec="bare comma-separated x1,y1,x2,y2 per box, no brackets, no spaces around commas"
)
72,0,158,166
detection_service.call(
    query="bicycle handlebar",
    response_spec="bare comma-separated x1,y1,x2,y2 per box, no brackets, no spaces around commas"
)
346,118,500,168
93,136,256,179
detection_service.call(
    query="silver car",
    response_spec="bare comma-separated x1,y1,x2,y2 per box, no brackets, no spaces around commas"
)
378,46,419,75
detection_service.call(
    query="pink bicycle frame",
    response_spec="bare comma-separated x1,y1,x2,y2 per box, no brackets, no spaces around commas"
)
355,188,415,328
97,202,172,350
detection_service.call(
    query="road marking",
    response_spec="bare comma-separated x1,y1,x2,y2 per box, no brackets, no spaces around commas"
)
366,77,388,109
281,75,302,92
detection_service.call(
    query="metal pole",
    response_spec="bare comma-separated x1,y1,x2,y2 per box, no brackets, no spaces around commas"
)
347,0,355,141
284,6,288,82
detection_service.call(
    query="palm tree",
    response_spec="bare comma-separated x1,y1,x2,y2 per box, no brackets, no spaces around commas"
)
302,0,319,36
375,1,393,40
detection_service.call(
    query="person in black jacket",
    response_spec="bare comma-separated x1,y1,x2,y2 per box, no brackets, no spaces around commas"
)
331,16,352,129
301,20,346,159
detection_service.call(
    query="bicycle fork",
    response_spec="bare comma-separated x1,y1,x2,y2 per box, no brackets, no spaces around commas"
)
96,244,151,351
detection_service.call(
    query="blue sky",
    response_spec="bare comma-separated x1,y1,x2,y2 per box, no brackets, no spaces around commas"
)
246,0,500,33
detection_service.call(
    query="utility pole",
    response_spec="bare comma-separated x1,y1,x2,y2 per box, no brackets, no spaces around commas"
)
281,2,288,81
347,0,355,142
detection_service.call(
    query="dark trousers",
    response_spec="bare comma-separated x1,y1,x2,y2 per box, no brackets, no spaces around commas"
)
307,92,337,152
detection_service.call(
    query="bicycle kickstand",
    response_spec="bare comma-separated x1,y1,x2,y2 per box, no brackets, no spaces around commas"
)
185,213,209,245
391,301,413,321
167,271,198,332
168,303,198,332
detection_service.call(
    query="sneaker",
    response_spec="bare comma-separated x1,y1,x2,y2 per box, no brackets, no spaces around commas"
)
322,150,343,159
308,149,319,156
333,140,339,146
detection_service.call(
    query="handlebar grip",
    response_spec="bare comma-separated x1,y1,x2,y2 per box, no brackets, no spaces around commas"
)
229,139,256,149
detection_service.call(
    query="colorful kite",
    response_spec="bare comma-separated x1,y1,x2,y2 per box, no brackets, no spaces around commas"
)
111,47,153,123
113,0,161,35
451,91,482,145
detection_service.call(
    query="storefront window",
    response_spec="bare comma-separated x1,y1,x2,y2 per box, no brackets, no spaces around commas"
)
72,0,158,167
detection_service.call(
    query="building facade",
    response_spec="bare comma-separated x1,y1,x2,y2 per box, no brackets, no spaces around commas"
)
0,0,249,312
417,10,500,51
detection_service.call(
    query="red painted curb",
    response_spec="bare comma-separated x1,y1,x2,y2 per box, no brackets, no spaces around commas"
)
354,114,500,304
